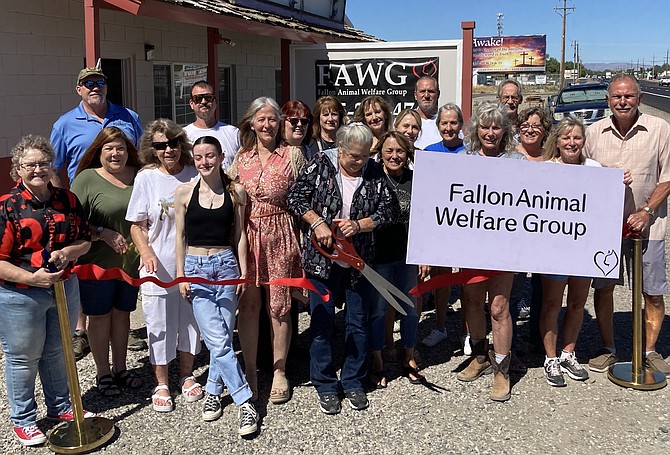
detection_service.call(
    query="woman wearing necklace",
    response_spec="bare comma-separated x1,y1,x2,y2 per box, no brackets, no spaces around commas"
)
71,127,143,398
229,97,306,405
174,135,258,436
369,132,429,388
287,123,393,414
0,135,91,446
308,95,346,159
126,120,202,413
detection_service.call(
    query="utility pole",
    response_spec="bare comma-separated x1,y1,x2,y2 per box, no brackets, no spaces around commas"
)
651,55,655,79
555,0,575,88
497,13,504,36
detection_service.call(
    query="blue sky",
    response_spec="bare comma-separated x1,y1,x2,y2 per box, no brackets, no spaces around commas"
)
346,0,670,68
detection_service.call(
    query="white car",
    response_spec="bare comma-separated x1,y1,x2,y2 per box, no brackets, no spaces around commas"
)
660,78,670,87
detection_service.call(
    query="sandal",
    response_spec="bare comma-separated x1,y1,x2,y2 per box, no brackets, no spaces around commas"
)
151,385,173,412
402,365,426,385
269,375,290,405
369,369,388,389
96,374,121,397
180,376,203,403
112,369,143,389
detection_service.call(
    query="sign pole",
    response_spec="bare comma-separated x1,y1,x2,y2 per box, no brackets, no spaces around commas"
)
608,237,667,390
48,279,116,454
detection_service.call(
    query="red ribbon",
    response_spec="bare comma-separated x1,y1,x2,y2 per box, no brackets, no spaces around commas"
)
71,263,329,301
409,269,503,298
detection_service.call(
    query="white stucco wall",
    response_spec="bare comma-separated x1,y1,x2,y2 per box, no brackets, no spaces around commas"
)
0,0,281,157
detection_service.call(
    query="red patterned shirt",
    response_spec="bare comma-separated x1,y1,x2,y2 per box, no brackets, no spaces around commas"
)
0,180,90,287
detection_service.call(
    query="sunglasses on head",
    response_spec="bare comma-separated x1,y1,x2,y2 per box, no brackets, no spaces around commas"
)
286,117,310,126
80,80,107,90
152,137,181,150
191,93,215,104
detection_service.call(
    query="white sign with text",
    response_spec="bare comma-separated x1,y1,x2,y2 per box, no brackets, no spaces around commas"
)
407,152,625,277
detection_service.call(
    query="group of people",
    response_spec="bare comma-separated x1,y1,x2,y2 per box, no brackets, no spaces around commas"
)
1,62,669,447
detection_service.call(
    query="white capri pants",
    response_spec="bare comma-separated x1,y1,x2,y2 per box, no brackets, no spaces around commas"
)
141,291,201,365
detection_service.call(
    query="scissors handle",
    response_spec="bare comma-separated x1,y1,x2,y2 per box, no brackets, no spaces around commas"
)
310,225,365,270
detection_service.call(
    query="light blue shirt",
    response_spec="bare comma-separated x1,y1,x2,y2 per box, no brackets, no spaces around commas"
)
50,101,143,183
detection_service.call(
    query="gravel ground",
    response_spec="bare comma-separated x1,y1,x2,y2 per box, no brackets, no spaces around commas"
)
1,103,670,454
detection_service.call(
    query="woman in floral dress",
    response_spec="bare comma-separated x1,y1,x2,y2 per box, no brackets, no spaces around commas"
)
229,97,305,405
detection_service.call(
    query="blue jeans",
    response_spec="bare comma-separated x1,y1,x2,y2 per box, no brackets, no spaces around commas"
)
0,276,80,427
369,261,418,350
186,250,252,405
308,265,372,395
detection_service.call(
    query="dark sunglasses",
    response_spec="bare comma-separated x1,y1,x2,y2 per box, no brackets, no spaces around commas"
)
152,137,181,150
80,80,107,90
287,117,310,126
191,93,215,103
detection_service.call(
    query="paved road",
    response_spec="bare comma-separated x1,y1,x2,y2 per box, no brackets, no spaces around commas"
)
639,81,670,113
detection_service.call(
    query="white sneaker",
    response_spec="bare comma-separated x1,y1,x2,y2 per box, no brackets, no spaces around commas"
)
422,328,448,347
461,334,472,356
393,319,401,333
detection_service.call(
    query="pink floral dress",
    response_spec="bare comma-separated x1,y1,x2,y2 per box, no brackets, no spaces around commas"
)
230,143,305,318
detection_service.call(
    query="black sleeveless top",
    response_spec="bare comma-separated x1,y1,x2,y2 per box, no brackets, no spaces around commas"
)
185,179,234,246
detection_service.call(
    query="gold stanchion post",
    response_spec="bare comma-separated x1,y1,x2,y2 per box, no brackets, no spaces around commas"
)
608,237,667,390
48,280,116,453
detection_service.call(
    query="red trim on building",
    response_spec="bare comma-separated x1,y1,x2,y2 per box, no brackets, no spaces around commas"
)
461,21,476,124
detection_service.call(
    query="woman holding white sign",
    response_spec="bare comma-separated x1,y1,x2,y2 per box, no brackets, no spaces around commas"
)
456,101,524,402
538,115,600,387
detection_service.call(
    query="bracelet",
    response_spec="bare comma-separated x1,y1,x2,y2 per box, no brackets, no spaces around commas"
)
311,217,326,230
354,220,361,233
643,206,656,217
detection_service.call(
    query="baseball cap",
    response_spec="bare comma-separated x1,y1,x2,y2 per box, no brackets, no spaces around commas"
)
77,60,107,83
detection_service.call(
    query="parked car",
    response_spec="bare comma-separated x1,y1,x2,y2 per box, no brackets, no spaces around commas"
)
660,78,670,87
552,82,611,125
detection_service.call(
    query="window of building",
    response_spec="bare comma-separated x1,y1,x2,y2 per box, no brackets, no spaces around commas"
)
153,64,235,126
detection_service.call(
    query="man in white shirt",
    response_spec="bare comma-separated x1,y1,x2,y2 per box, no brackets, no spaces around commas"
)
183,81,240,170
413,77,441,150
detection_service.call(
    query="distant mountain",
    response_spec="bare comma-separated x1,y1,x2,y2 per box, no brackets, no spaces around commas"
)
583,62,627,72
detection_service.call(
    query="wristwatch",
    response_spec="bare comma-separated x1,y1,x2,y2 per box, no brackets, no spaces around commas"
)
642,206,656,217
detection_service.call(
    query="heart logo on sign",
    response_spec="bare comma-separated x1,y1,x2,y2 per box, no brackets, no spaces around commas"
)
593,250,619,276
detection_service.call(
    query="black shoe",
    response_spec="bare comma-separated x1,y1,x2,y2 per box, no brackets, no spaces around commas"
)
202,393,222,421
318,392,341,415
345,390,369,411
238,402,258,437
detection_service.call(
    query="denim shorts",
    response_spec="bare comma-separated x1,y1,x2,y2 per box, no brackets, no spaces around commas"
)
79,279,139,315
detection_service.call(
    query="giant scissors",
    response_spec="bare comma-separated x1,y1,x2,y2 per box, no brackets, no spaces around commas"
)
311,226,414,315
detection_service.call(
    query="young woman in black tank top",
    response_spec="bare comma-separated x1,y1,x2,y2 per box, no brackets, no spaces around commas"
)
174,136,259,437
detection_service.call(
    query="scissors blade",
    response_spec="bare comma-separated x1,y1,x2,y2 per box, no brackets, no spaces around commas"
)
360,266,414,315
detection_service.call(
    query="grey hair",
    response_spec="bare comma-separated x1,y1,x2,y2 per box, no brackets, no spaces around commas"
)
608,73,641,97
497,78,523,100
336,123,373,151
238,97,281,151
466,101,516,154
436,103,464,128
10,135,55,182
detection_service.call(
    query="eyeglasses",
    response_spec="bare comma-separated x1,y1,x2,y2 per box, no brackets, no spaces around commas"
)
191,93,215,104
20,161,52,171
286,117,310,126
520,123,544,132
500,95,520,103
152,137,181,150
80,80,107,90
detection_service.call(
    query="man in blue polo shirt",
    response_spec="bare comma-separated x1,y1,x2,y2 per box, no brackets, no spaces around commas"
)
50,63,143,186
49,62,145,360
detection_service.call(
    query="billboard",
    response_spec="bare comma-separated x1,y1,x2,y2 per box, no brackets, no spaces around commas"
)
314,57,438,116
473,35,546,73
